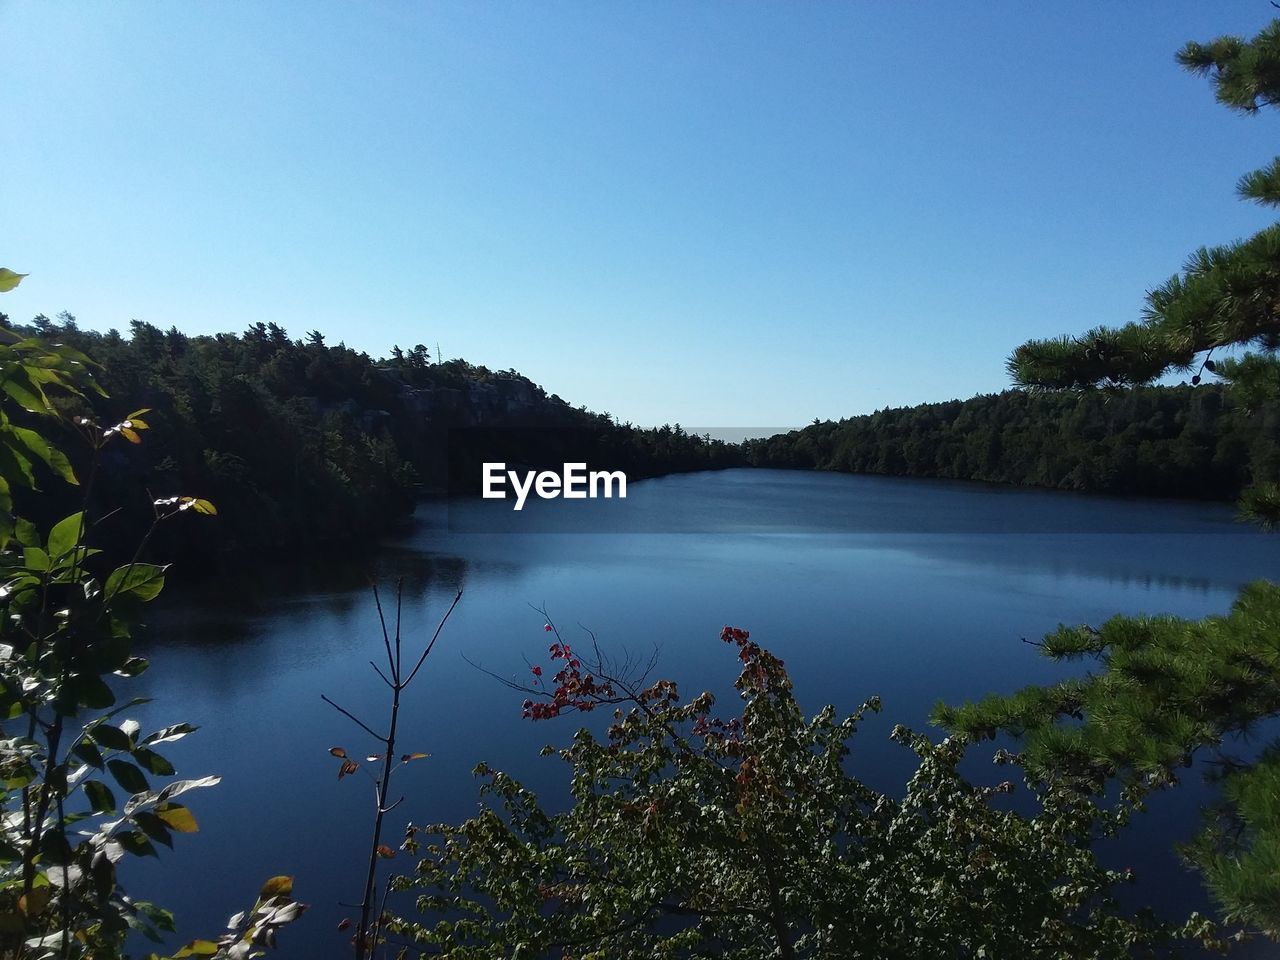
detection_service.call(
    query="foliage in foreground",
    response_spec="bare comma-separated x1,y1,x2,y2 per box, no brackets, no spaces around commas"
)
0,272,302,958
930,18,1280,941
937,581,1280,936
385,625,1214,959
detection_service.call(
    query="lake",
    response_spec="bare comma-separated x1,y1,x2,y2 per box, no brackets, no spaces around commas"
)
129,469,1280,956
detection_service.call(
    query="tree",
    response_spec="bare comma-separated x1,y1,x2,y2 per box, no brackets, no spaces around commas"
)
1008,19,1280,523
384,622,1213,958
937,20,1280,938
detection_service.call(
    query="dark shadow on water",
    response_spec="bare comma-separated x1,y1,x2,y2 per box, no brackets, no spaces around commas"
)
143,542,474,650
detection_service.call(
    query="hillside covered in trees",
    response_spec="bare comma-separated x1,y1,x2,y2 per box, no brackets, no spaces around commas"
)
3,313,739,568
15,309,1278,576
745,383,1279,503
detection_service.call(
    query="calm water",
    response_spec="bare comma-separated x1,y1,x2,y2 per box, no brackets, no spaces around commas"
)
127,470,1279,956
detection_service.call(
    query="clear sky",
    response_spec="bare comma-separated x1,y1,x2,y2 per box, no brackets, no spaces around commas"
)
3,2,1277,427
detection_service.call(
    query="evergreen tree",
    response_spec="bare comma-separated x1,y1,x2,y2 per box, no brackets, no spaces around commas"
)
939,20,1280,937
1009,19,1280,523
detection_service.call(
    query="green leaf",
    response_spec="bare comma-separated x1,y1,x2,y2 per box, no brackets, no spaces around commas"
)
39,829,73,865
84,780,117,814
14,518,38,548
0,270,26,293
46,513,83,561
72,740,104,769
51,544,99,573
117,829,157,858
3,762,36,790
0,441,35,488
61,673,116,711
7,426,75,484
88,724,134,752
46,445,77,485
0,367,48,413
21,546,49,572
173,941,219,957
107,759,150,795
116,656,149,677
105,563,167,602
132,747,175,776
132,812,173,848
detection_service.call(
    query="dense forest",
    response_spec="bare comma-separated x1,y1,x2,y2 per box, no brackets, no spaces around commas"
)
12,309,1277,575
1,312,740,568
745,383,1280,503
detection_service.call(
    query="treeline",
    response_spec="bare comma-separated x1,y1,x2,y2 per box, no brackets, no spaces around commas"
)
745,384,1280,501
7,314,739,568
14,314,1272,570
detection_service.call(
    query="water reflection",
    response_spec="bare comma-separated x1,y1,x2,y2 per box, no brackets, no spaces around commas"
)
125,470,1279,958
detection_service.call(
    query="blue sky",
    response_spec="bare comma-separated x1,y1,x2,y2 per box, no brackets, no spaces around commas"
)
3,2,1277,427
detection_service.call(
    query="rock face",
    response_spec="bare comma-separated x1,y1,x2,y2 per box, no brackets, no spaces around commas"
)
349,365,574,430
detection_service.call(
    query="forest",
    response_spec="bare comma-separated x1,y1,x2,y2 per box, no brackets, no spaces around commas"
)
9,309,1274,577
0,314,739,569
744,383,1279,503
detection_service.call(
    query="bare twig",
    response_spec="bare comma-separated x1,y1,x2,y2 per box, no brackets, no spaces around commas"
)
404,590,463,688
321,695,388,744
333,581,463,960
370,582,396,684
370,661,394,689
